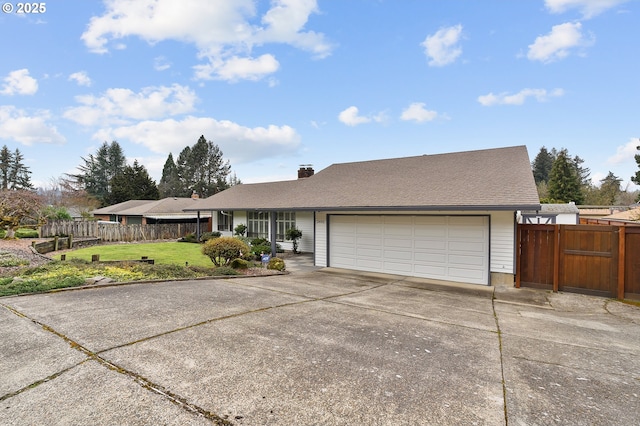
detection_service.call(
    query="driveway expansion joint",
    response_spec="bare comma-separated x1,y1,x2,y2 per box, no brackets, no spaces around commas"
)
1,303,233,425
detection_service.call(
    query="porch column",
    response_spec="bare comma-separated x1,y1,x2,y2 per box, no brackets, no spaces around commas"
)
196,211,201,240
270,211,277,257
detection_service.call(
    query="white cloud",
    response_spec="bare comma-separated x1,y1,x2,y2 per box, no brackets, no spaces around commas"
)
545,0,629,19
421,24,463,67
477,88,565,106
527,22,593,63
68,71,92,87
400,102,440,122
608,138,640,165
0,106,65,145
92,116,301,164
338,106,371,126
195,54,280,82
0,69,38,95
154,56,171,71
81,0,332,82
63,84,198,126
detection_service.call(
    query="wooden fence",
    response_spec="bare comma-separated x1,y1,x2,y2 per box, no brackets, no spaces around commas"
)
516,224,640,300
40,221,208,242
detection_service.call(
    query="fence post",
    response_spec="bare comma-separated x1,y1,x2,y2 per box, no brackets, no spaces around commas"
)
618,226,626,300
54,235,59,252
553,224,560,293
68,234,73,250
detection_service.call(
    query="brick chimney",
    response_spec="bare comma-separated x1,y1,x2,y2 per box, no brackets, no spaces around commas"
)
191,190,199,199
298,165,314,179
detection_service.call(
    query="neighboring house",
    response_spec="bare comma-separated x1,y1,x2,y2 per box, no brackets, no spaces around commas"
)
599,206,640,223
577,206,627,219
92,197,211,225
184,146,540,286
518,203,579,224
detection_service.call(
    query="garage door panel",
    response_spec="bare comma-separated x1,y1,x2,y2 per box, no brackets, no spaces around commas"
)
448,267,486,280
332,234,356,245
414,252,447,263
448,254,485,266
384,249,413,260
415,239,447,250
330,215,489,285
449,241,486,252
384,261,414,273
357,247,382,258
357,259,383,270
414,264,447,278
414,228,447,238
385,238,413,248
449,228,486,239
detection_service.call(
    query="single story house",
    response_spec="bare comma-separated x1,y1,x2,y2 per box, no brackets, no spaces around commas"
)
518,203,579,224
92,197,212,225
185,146,540,286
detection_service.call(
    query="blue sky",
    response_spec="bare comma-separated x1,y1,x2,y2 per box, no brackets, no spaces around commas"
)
1,0,638,192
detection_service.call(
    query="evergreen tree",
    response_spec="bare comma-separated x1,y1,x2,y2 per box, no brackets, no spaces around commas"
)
158,153,182,198
598,172,622,205
0,146,12,190
531,146,555,184
631,144,640,189
0,145,33,190
67,141,126,206
9,148,33,189
108,160,159,204
173,135,232,197
547,149,584,204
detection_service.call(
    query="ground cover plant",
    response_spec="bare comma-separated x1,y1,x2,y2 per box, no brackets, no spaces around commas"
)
0,259,229,297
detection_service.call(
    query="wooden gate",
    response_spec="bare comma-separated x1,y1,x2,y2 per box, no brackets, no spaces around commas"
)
517,224,638,300
558,225,618,297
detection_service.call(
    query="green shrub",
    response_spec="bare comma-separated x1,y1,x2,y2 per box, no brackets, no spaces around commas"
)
234,224,247,236
267,257,285,271
285,227,303,253
230,258,250,269
201,237,250,267
200,231,222,242
178,233,199,243
211,266,240,276
16,229,39,238
251,237,269,246
251,244,272,257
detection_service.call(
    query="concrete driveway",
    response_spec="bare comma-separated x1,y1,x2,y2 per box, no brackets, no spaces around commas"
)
1,269,639,425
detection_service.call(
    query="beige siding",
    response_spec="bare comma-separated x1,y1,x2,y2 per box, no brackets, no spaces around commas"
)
489,211,516,274
315,212,328,267
295,211,314,253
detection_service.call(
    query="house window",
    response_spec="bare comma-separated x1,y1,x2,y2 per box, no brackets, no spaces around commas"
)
217,211,233,232
276,211,296,241
247,211,269,239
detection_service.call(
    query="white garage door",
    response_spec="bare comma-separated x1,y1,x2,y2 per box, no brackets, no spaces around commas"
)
329,215,489,285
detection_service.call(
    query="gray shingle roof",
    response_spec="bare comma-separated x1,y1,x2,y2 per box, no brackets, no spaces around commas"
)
93,197,209,216
186,146,541,212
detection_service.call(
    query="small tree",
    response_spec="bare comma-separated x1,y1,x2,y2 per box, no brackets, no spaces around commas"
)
234,223,247,236
285,227,303,254
0,190,44,238
202,237,250,266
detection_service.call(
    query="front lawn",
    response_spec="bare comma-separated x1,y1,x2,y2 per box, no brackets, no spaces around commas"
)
59,241,214,267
